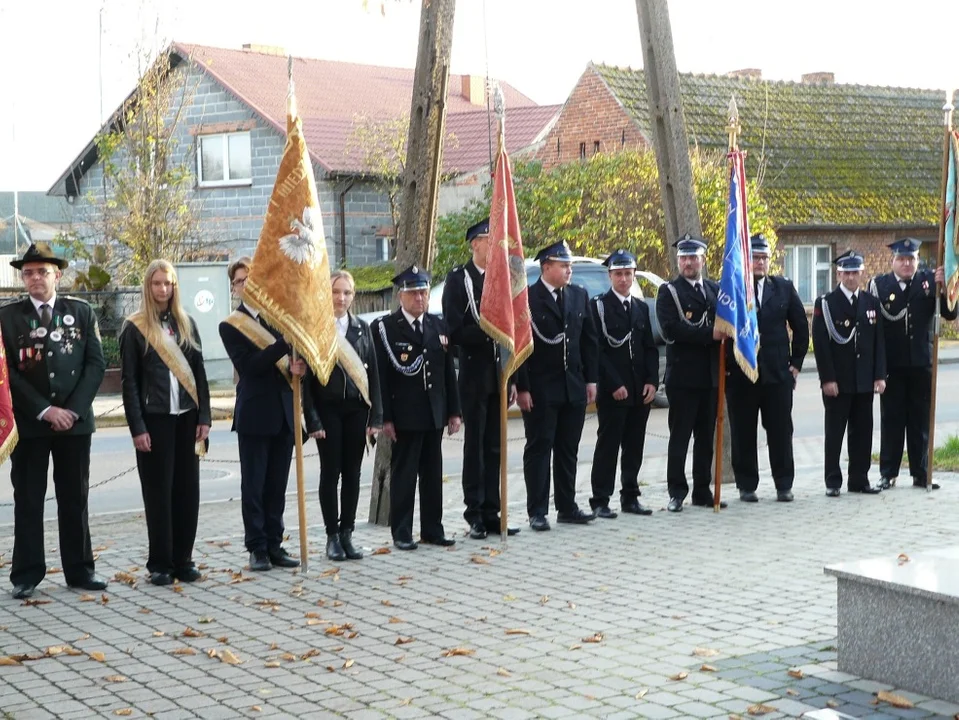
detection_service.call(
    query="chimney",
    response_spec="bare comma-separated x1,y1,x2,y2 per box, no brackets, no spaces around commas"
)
461,75,486,106
726,68,762,80
242,43,287,56
802,72,835,85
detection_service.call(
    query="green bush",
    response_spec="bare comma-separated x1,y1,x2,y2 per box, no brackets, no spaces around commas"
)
345,264,396,292
100,335,121,368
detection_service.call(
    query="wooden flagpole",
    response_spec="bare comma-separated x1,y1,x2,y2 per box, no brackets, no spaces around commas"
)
291,349,309,572
927,89,954,492
494,109,510,542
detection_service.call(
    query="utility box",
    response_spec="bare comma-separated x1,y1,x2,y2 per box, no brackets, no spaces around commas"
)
175,262,233,385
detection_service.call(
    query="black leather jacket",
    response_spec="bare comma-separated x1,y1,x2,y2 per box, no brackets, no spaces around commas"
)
120,315,212,437
304,313,383,432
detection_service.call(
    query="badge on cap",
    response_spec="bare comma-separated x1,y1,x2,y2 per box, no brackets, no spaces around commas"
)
50,331,62,342
36,327,47,338
63,314,75,326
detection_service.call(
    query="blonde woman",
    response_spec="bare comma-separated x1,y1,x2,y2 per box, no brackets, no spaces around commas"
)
304,270,382,561
120,260,212,586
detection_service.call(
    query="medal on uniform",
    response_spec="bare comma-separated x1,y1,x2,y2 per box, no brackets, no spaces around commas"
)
64,341,74,354
50,330,62,342
685,311,693,319
63,314,75,326
400,353,408,362
29,330,37,339
36,327,47,338
889,293,895,301
844,320,850,327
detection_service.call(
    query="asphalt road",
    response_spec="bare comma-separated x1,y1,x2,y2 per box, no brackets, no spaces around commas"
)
3,365,959,526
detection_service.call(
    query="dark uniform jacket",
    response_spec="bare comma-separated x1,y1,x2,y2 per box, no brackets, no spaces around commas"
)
0,295,105,438
218,304,294,435
727,275,809,385
870,269,958,370
590,290,658,404
119,315,212,437
442,260,499,405
303,313,383,433
372,309,460,432
813,287,886,394
515,280,598,404
655,277,720,389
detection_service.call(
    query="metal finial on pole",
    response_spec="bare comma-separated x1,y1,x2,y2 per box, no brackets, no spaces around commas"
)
727,96,741,152
492,82,506,154
287,55,296,117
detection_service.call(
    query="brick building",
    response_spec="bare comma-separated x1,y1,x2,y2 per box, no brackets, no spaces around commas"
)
537,63,947,303
49,42,557,268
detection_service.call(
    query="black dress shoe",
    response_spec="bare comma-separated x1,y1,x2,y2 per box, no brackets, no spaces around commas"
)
556,508,595,524
848,484,882,494
326,535,346,562
149,572,173,586
621,501,653,516
776,490,794,503
469,523,488,540
825,488,841,497
339,530,364,560
594,505,618,519
175,566,202,583
269,547,300,568
249,550,272,571
913,477,940,490
878,476,894,490
739,491,759,503
667,497,683,512
67,574,108,591
692,497,728,509
529,515,551,532
394,539,418,551
421,536,456,547
11,584,35,600
485,522,520,536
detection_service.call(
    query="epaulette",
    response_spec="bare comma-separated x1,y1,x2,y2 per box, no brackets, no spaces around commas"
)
62,295,91,306
451,264,464,273
0,296,21,310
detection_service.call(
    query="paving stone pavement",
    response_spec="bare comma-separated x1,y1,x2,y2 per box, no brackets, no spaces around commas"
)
1,466,959,719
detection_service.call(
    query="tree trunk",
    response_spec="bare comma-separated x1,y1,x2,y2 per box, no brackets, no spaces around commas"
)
369,0,457,526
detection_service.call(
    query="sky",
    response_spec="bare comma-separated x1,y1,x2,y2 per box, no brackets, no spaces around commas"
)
2,0,959,190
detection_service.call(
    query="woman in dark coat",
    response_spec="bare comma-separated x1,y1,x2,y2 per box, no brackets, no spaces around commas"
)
120,259,211,586
305,270,382,561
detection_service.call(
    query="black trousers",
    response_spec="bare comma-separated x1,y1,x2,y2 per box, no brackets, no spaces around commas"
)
880,367,931,480
316,399,368,535
589,400,650,508
461,389,502,527
390,428,445,543
10,433,94,587
136,411,200,574
665,386,717,502
237,430,294,552
823,392,874,490
727,380,796,492
522,401,587,517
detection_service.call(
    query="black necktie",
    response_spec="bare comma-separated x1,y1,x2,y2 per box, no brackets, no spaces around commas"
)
623,300,630,314
555,288,564,313
40,303,51,328
413,318,422,339
851,293,858,315
754,279,761,309
903,279,911,294
695,283,704,298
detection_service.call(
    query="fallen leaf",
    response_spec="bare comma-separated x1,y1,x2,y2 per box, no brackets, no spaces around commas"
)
786,689,799,697
502,593,517,602
264,661,281,668
488,548,501,557
582,632,604,643
826,700,840,708
182,627,204,638
93,545,109,552
320,567,340,578
197,617,214,624
152,631,165,637
228,571,254,584
371,547,391,555
330,646,344,652
539,595,549,604
78,594,95,602
326,665,335,672
268,642,279,650
380,599,394,606
400,698,412,706
21,598,52,606
306,619,326,626
333,601,344,607
388,617,404,624
113,571,138,587
441,647,475,657
394,636,414,645
692,647,719,657
208,540,231,547
897,553,910,565
700,664,717,672
324,623,353,636
170,647,196,656
568,644,581,651
505,628,532,636
787,668,804,679
304,611,322,619
138,607,150,614
104,675,128,683
114,710,133,717
497,667,511,677
89,651,106,662
393,654,406,662
635,688,649,700
729,715,743,720
469,555,489,565
218,649,242,665
668,671,688,681
300,649,321,660
347,631,358,639
343,658,354,668
397,575,413,582
876,691,914,709
100,594,110,604
75,633,90,642
217,637,229,644
252,707,262,713
0,657,21,666
567,602,576,609
746,704,777,716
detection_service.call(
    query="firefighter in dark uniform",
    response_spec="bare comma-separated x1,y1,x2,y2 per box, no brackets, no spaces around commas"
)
1,243,107,599
655,234,725,512
588,249,658,518
442,217,519,540
812,250,886,496
372,265,462,550
870,237,956,490
516,240,599,531
726,234,809,503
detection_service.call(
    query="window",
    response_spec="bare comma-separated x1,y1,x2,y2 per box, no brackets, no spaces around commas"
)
197,132,252,187
593,140,600,154
579,142,587,160
378,236,392,263
783,244,831,303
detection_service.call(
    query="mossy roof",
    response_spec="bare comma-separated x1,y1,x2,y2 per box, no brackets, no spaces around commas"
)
594,63,947,228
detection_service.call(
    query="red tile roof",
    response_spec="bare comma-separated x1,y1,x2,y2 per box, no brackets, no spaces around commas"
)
177,42,554,174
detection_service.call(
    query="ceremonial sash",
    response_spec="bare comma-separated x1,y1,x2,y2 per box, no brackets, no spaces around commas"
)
223,310,293,388
127,314,207,456
335,329,371,408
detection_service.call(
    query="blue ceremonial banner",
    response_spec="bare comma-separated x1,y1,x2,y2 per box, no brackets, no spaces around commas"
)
715,149,760,382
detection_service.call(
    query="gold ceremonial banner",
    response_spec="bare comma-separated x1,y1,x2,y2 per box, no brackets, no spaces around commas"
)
223,310,294,388
244,86,337,384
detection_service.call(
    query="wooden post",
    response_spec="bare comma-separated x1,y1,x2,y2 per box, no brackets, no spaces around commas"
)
928,89,954,491
369,0,457,525
291,350,309,571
